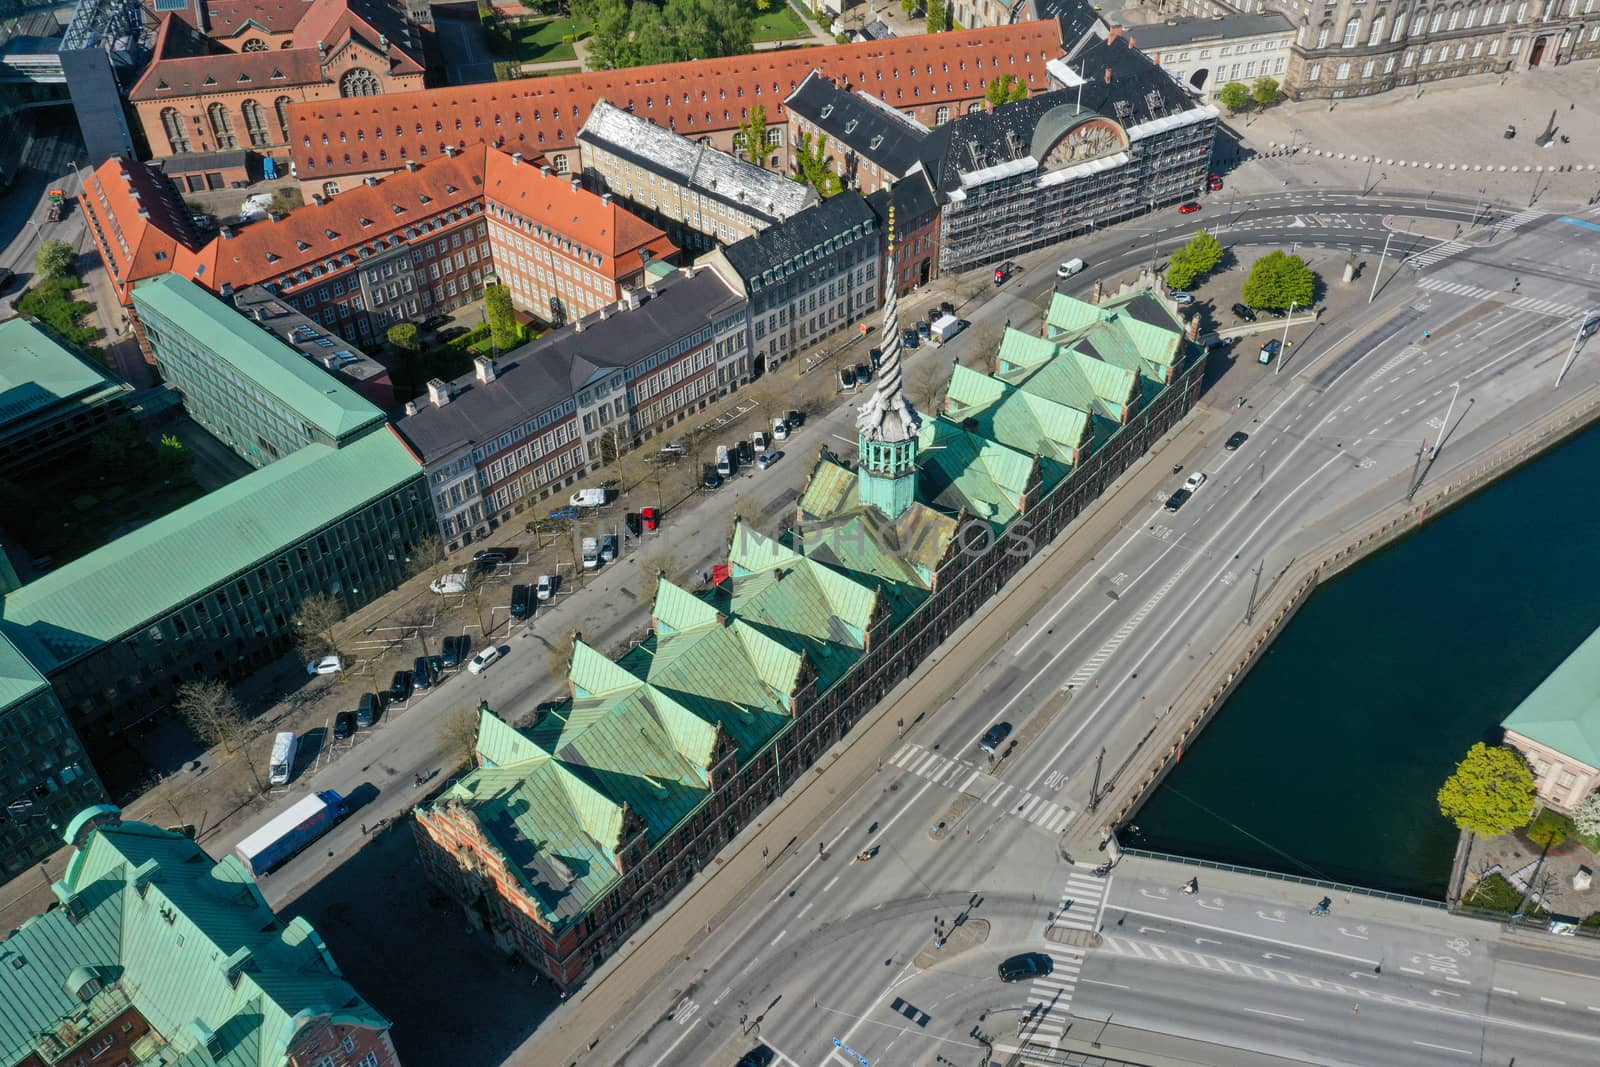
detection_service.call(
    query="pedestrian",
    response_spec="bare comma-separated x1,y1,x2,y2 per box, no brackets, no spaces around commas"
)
360,823,367,835
819,842,825,857
559,991,568,1002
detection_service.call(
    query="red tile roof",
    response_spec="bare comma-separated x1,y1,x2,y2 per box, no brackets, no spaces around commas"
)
293,0,423,75
483,152,674,275
77,157,198,305
288,19,1069,179
202,0,311,37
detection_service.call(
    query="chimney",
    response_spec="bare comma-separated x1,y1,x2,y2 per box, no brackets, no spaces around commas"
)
1107,24,1123,44
220,226,234,239
380,33,389,50
405,160,421,172
317,39,326,57
137,208,150,219
621,289,640,310
444,144,458,157
222,946,254,988
403,399,419,416
311,193,325,206
601,192,612,205
474,355,498,383
426,378,452,407
645,285,658,299
570,175,581,192
573,315,585,333
363,175,379,187
598,305,609,319
541,164,553,177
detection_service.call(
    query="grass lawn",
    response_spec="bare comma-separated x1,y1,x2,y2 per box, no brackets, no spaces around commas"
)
515,15,586,63
1464,872,1547,918
753,4,808,41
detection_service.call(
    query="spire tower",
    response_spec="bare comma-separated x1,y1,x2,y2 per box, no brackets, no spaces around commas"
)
855,200,921,518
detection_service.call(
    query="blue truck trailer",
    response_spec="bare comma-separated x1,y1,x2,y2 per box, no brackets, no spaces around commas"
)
234,790,349,876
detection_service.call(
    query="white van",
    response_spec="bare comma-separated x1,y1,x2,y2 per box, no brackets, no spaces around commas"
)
1056,258,1086,279
716,444,733,477
268,731,298,786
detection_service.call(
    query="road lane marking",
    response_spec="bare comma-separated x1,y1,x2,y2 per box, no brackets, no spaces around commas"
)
1491,987,1518,995
646,1021,699,1067
1113,906,1378,967
1540,996,1567,1005
1413,1041,1474,1056
1243,1008,1304,1021
823,876,839,892
1401,966,1425,975
770,929,787,947
1081,979,1131,990
1444,976,1470,986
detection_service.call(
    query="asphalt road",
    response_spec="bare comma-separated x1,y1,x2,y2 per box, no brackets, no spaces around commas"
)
584,209,1600,1067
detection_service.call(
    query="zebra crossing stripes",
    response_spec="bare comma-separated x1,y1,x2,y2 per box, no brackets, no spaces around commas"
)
885,743,1076,832
1016,866,1110,1052
1404,239,1470,270
1493,207,1544,234
1416,277,1501,302
1051,868,1109,932
1511,295,1588,319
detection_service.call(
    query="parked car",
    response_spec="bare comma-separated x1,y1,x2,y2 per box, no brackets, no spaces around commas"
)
1172,291,1195,305
1224,431,1250,451
1057,257,1086,279
306,655,345,676
412,655,437,690
420,313,451,331
473,547,513,572
1178,201,1201,214
736,439,754,465
600,535,617,562
581,537,600,570
468,646,501,674
1581,315,1600,340
430,572,468,595
569,488,608,508
1164,487,1192,512
657,440,687,459
839,366,857,390
1208,174,1224,190
786,409,806,428
854,364,871,384
753,429,769,451
993,260,1019,285
703,468,723,490
624,512,642,538
979,722,1012,755
1231,303,1257,322
641,506,660,531
757,450,782,470
998,953,1052,983
772,418,789,441
902,329,920,350
356,692,380,728
440,635,467,668
1258,338,1282,365
333,711,356,741
939,300,955,319
510,584,532,619
1183,471,1207,493
916,319,932,341
536,574,556,600
869,347,882,371
388,670,413,703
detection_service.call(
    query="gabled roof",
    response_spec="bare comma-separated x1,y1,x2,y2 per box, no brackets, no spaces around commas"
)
1044,289,1184,385
916,417,1035,526
484,147,675,267
129,13,325,100
0,812,388,1067
77,157,197,299
1123,12,1296,49
795,456,958,591
943,362,1088,481
287,19,1070,180
0,628,48,710
292,0,423,75
132,274,385,442
1,428,421,673
717,191,878,286
785,70,932,180
201,0,312,38
1503,625,1600,770
995,327,1138,418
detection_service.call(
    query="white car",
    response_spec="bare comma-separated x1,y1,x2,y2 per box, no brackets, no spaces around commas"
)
752,429,769,451
1171,291,1195,305
772,418,789,441
536,574,555,600
429,571,468,595
305,655,345,676
467,646,501,674
1183,471,1207,493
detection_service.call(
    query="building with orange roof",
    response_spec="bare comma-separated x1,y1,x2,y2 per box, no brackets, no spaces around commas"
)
162,143,676,348
130,0,426,166
286,19,1071,192
77,156,200,310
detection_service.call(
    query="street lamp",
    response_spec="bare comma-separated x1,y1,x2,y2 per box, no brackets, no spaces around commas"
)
1554,309,1598,389
1369,230,1395,304
1434,381,1461,454
1275,300,1298,375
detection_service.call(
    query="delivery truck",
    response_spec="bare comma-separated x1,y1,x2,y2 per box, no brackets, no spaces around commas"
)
930,314,965,343
234,790,349,876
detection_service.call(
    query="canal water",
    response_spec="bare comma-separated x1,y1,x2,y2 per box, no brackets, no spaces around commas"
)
1122,421,1600,899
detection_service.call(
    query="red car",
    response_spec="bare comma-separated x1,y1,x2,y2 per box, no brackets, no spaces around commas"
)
641,506,659,531
1207,174,1224,190
1178,201,1201,214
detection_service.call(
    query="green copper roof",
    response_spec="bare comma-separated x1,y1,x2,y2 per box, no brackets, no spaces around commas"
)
1045,290,1185,385
995,329,1137,421
944,364,1087,483
0,813,388,1067
0,319,121,430
797,458,958,591
1502,625,1600,769
1,428,422,672
132,275,384,443
916,419,1035,526
0,628,48,710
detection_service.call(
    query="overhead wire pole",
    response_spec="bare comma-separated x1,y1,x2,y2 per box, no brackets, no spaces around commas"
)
1554,310,1597,389
1275,299,1298,374
1368,229,1395,304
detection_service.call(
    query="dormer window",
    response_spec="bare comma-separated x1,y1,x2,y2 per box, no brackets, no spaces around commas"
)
271,69,285,79
361,217,374,228
419,193,431,203
203,75,217,86
157,80,170,91
266,252,280,262
845,119,858,134
237,73,251,83
324,229,338,240
296,240,310,251
820,104,833,119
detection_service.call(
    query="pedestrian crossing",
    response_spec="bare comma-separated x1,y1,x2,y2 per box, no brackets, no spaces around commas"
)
1404,239,1470,270
1416,277,1501,301
1512,295,1590,319
885,742,1075,833
1014,866,1110,1053
1415,278,1588,319
1493,207,1544,234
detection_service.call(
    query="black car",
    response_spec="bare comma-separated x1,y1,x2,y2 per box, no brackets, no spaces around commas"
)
998,953,1052,983
413,655,437,690
854,364,870,385
356,692,380,728
333,711,356,740
388,670,413,703
440,635,466,669
473,547,513,572
1165,487,1192,512
420,313,451,331
839,366,857,390
703,468,723,490
902,329,920,349
510,584,533,620
940,300,956,319
869,347,882,370
1231,303,1257,322
624,512,642,538
916,319,932,340
786,409,806,427
979,722,1012,755
1224,430,1250,451
737,439,754,465
735,1047,776,1067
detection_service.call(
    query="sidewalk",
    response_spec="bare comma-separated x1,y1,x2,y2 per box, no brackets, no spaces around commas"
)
1226,61,1600,208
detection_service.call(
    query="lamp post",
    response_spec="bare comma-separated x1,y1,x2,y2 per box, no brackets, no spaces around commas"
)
1369,230,1395,304
1554,309,1598,389
1434,381,1461,454
1275,300,1297,374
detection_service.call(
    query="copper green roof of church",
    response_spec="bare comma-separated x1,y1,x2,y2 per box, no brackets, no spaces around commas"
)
796,457,959,591
994,328,1139,420
943,364,1087,488
0,811,388,1067
1501,625,1600,769
1045,289,1186,386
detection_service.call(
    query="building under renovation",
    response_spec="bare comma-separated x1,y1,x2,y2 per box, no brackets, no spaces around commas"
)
411,216,1208,991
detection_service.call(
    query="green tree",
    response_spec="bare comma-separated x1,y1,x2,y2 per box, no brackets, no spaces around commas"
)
156,434,192,480
737,104,769,165
484,283,523,352
573,0,635,68
387,322,420,354
901,0,917,13
794,131,841,196
1251,76,1280,109
1437,742,1536,838
984,73,1028,108
36,239,75,281
1217,81,1251,114
1165,230,1226,291
1575,790,1600,840
1240,249,1316,311
927,0,946,32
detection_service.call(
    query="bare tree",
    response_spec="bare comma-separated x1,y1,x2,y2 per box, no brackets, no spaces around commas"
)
552,514,586,588
405,533,447,580
465,566,499,637
907,360,947,412
637,552,685,605
437,705,482,771
727,494,772,547
546,623,584,681
236,730,266,795
394,601,440,661
642,454,670,513
748,377,788,426
294,592,346,660
173,679,253,753
963,324,1004,373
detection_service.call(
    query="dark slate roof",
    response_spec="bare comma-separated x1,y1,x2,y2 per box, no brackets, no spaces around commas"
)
917,31,1194,195
718,190,879,284
866,168,939,229
784,70,932,181
157,148,253,174
394,267,743,461
860,19,894,40
1122,13,1296,49
1025,0,1105,45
